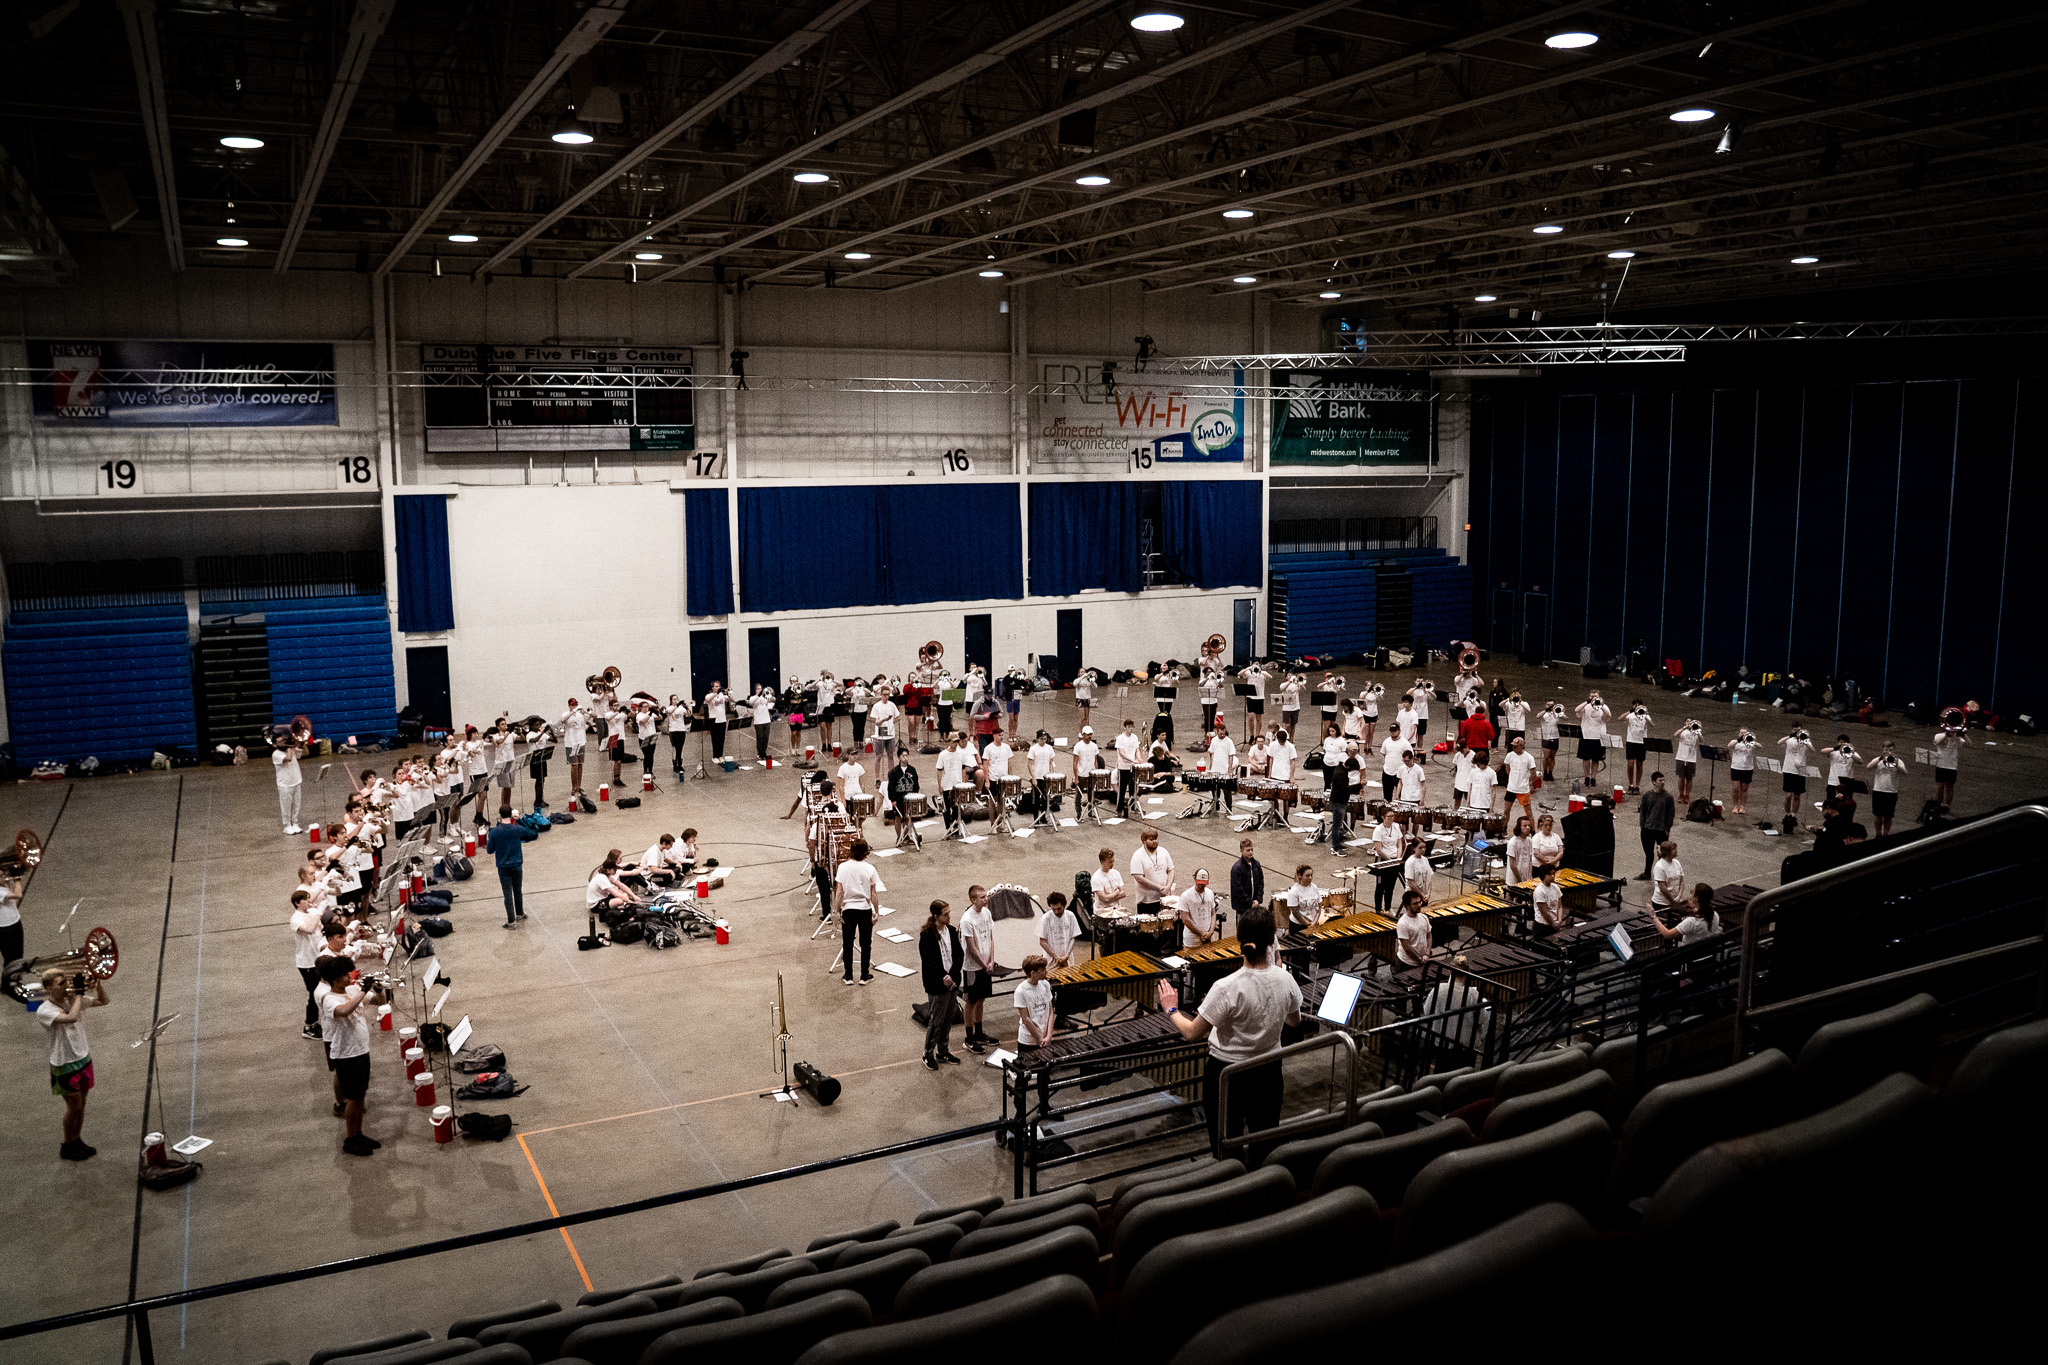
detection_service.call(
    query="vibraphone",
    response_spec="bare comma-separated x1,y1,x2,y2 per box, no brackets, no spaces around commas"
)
1539,906,1662,966
1399,890,1515,956
1509,866,1625,915
1051,949,1173,1023
1002,1011,1209,1195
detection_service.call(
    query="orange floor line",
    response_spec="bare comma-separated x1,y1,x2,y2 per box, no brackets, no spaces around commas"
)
516,1132,595,1293
520,1057,924,1137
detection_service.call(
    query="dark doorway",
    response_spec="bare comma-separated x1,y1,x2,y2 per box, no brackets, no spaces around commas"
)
1490,587,1517,656
1520,591,1552,663
689,628,730,702
748,626,781,695
1055,608,1083,686
405,645,452,730
964,614,992,676
1232,598,1255,666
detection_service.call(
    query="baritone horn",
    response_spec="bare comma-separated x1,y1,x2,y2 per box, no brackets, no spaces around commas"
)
1201,631,1227,660
1,828,41,879
919,640,944,665
1458,647,1482,672
43,925,120,984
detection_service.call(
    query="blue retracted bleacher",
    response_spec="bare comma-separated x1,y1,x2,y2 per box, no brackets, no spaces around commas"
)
207,596,397,740
1266,548,1472,660
3,604,198,764
1272,568,1378,659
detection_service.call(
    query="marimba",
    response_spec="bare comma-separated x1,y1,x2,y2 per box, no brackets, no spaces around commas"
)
1051,949,1173,1015
1013,1011,1204,1099
1509,866,1625,915
1173,935,1245,991
1393,936,1557,999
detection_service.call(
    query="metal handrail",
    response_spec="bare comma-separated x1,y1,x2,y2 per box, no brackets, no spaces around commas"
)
1736,803,2048,1056
0,1118,1004,1357
1215,1030,1359,1161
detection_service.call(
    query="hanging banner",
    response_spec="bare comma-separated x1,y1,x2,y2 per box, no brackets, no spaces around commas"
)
29,339,337,427
1033,361,1244,466
1271,373,1431,465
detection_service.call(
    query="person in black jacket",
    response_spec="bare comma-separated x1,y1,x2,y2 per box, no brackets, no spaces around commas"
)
1324,740,1363,853
918,900,964,1069
1229,838,1264,917
886,752,921,826
1636,771,1676,880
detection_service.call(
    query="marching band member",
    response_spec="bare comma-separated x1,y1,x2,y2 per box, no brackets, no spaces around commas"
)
1360,681,1384,749
848,677,871,748
492,718,519,811
1538,701,1565,780
1041,889,1083,970
1465,751,1497,816
886,751,921,832
1371,809,1405,913
1674,719,1705,803
1726,728,1760,815
982,729,1014,791
869,686,900,777
1177,869,1221,946
1200,668,1224,735
638,833,685,886
1504,735,1537,814
1623,702,1653,794
1379,728,1407,802
814,671,839,755
274,732,305,836
1532,812,1564,875
1451,741,1473,811
935,732,977,837
1014,956,1055,1055
664,693,690,777
1320,671,1345,732
1779,727,1818,821
970,690,1002,755
1866,743,1908,836
1130,825,1176,920
1240,662,1268,743
1281,863,1326,929
1393,696,1418,745
1319,719,1345,770
704,682,730,762
1278,671,1302,740
1576,691,1612,784
1073,667,1094,730
959,885,997,1053
634,699,660,780
1244,732,1270,780
1505,814,1536,885
563,698,591,797
464,726,490,824
291,888,325,1040
1325,740,1363,854
1402,837,1434,903
1071,724,1103,799
1649,881,1721,947
314,954,383,1157
1500,690,1529,749
1269,727,1299,786
1207,719,1238,777
587,849,650,921
1824,735,1862,803
1028,729,1058,814
1532,865,1566,930
835,749,868,808
748,684,775,762
603,699,629,790
1396,747,1427,807
1458,701,1495,769
431,743,458,833
1155,905,1301,1154
1408,678,1433,733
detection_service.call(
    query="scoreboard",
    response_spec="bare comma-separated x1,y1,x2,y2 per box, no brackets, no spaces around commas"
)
422,343,696,452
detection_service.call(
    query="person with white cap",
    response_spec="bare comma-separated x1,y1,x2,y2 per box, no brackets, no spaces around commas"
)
1177,868,1221,946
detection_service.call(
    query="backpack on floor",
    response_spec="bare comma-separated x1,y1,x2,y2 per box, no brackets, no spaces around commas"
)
616,795,642,809
611,917,644,944
454,1043,506,1073
1686,799,1716,823
443,855,475,880
548,811,576,823
418,915,454,937
579,794,598,814
457,1071,528,1100
457,1112,513,1141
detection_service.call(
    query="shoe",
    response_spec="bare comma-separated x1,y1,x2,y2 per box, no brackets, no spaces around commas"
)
860,975,873,985
59,1140,94,1160
843,976,856,986
923,1056,939,1071
939,1052,962,1064
342,1136,375,1156
967,1040,987,1055
361,1135,382,1149
516,909,526,918
1633,873,1652,881
302,1024,324,1041
503,921,517,929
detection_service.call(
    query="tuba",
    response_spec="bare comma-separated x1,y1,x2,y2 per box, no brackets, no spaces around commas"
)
1,828,42,879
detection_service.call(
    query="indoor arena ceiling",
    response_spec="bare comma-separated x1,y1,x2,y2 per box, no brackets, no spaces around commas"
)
2,0,2046,322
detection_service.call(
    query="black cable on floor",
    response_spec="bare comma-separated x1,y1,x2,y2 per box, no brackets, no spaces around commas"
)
122,774,182,1365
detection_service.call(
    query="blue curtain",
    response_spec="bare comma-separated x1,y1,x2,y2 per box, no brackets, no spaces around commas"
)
1028,482,1141,597
880,485,1022,604
684,489,734,616
393,494,453,632
1160,480,1262,588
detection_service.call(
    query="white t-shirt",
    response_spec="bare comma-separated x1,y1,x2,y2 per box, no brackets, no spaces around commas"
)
0,883,19,931
835,859,881,909
707,692,729,723
1396,708,1418,742
850,685,870,714
1676,912,1720,946
1870,757,1904,793
1088,869,1124,913
1533,880,1566,928
1207,734,1237,771
1932,731,1962,773
1506,834,1535,883
1452,749,1472,795
1282,880,1325,926
1780,737,1815,777
1578,702,1610,739
1409,687,1431,721
273,746,302,787
1403,852,1433,899
984,742,1013,777
1501,699,1529,732
1040,908,1081,960
1269,741,1298,783
637,708,660,740
1372,822,1404,864
321,983,372,1060
586,870,614,908
1396,911,1432,966
467,740,489,776
1381,733,1408,776
666,703,689,734
1114,733,1141,770
642,841,679,873
1652,856,1685,908
1014,978,1054,1046
1074,675,1093,703
959,906,995,973
1676,727,1703,763
1396,764,1425,804
1625,711,1652,744
292,906,324,969
870,700,898,740
816,679,838,710
1177,887,1219,944
1827,747,1858,784
1505,750,1537,794
1361,686,1383,718
1728,738,1760,773
1072,740,1102,775
1279,680,1302,712
1466,765,1497,811
837,761,866,797
36,1000,89,1065
935,746,977,789
1540,708,1563,741
1029,742,1056,780
1130,846,1175,904
1197,964,1302,1064
1532,830,1563,868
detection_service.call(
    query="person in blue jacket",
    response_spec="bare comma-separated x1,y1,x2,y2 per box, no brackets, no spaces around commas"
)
486,806,539,928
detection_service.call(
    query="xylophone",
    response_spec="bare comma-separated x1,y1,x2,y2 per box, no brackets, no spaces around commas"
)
1011,1011,1205,1101
1285,909,1400,968
1173,935,1245,991
1509,866,1625,915
1051,949,1174,1014
1350,890,1515,963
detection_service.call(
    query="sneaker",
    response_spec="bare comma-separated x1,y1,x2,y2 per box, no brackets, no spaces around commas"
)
342,1136,375,1156
859,975,873,985
967,1040,987,1055
59,1140,94,1161
361,1135,383,1149
333,1102,345,1117
503,921,517,929
1633,873,1653,882
301,1025,324,1041
938,1052,961,1064
515,909,526,919
923,1056,940,1071
843,976,856,986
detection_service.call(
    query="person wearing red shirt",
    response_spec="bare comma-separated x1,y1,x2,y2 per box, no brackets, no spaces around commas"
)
1458,710,1496,767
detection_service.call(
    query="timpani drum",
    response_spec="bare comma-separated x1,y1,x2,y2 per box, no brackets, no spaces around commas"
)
897,792,930,820
846,793,877,820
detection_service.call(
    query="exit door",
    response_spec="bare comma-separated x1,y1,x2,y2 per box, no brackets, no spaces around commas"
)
1232,598,1255,666
405,646,451,730
1055,609,1083,687
964,614,992,676
689,628,729,702
748,627,781,695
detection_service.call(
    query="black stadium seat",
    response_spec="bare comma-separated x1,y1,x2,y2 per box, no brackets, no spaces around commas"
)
890,1208,984,1236
948,1201,1098,1258
838,1222,961,1267
448,1303,560,1343
892,1226,1101,1319
1602,1048,1794,1215
692,1248,792,1280
1479,1069,1617,1143
1438,1063,1514,1109
323,1338,482,1365
1110,1166,1296,1286
576,1275,680,1306
1168,1203,1600,1364
1107,1161,1244,1235
475,1295,657,1360
765,1248,932,1317
792,1275,1096,1365
913,1196,1004,1224
1261,1121,1385,1190
310,1331,432,1365
805,1221,899,1253
556,1297,742,1365
1310,1119,1474,1206
639,1289,872,1365
1412,1065,1470,1094
1354,1087,1442,1135
1490,1046,1593,1105
1790,992,1937,1116
1116,1188,1383,1363
973,1182,1096,1230
1392,1111,1612,1261
650,1260,817,1313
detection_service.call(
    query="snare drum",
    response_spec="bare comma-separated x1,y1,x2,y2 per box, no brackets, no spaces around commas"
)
1346,795,1368,820
897,792,930,819
993,774,1023,799
1082,770,1115,793
1324,890,1354,914
1133,762,1155,786
847,793,878,819
1271,781,1297,805
1043,772,1071,795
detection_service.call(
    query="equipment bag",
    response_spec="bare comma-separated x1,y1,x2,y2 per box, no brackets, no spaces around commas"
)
611,917,644,944
616,795,642,809
1686,799,1716,823
141,1155,203,1191
579,794,598,814
457,1071,528,1099
454,1043,506,1073
418,914,454,937
457,1112,513,1141
443,855,475,880
548,811,576,823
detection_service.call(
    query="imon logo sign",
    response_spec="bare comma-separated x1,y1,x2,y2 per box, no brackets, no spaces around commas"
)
1191,409,1238,454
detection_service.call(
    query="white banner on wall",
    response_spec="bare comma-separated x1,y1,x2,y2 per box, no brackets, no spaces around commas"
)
1032,360,1245,469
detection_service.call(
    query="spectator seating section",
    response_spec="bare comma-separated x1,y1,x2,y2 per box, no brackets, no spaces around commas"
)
242,595,399,742
273,1005,2042,1365
1789,991,1937,1115
2,605,197,763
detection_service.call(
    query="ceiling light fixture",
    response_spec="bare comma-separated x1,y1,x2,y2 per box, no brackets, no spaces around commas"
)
793,171,831,184
1607,250,1636,259
1319,291,1341,299
1790,255,1820,265
551,107,593,145
1544,32,1599,49
1075,174,1111,187
844,251,872,260
1222,208,1255,219
978,269,1005,278
219,135,265,150
1474,293,1497,302
215,236,249,247
1533,224,1564,234
1669,107,1716,123
447,232,479,243
1232,275,1257,284
635,252,662,261
1130,11,1185,32
1715,123,1740,154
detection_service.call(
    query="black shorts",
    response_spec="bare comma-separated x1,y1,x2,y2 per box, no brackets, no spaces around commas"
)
333,1052,370,1101
1247,698,1265,714
1542,738,1559,751
965,973,993,1003
1731,768,1754,785
1625,741,1647,762
1783,773,1806,794
1675,760,1695,777
1872,791,1899,819
607,738,626,759
1935,768,1957,785
1577,738,1605,761
1504,729,1523,744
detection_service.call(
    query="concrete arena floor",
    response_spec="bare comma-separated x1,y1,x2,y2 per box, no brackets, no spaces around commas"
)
1,660,2041,1363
